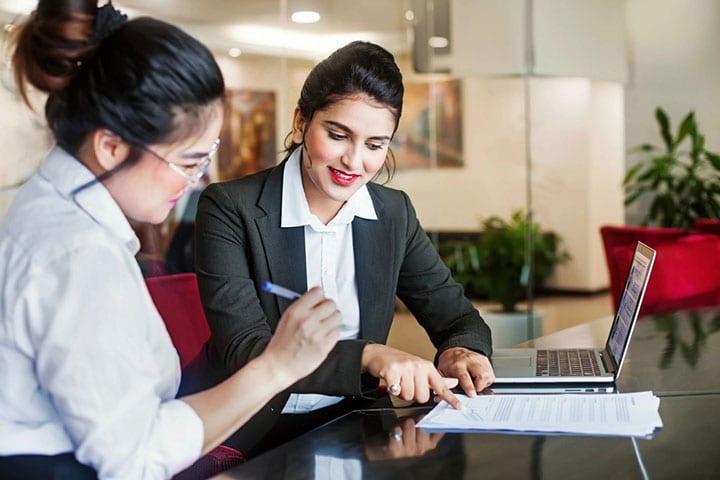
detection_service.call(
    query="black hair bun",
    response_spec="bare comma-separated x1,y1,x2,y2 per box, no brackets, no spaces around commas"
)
89,3,127,44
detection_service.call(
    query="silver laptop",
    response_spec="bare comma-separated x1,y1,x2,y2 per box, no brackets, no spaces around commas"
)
491,241,656,392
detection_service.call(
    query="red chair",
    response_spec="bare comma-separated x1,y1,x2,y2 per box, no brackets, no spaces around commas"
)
600,225,690,311
145,273,245,478
601,227,720,316
693,218,720,236
145,273,211,369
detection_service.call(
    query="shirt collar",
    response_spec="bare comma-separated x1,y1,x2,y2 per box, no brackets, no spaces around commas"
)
38,146,140,253
280,148,377,229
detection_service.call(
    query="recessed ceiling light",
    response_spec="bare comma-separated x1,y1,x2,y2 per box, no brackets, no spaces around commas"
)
428,36,449,49
228,47,242,58
291,11,321,24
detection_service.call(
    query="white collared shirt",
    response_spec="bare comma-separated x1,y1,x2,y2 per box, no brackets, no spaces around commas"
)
280,148,377,413
0,147,203,479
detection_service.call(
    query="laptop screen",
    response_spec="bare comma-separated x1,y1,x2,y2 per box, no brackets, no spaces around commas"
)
605,242,656,368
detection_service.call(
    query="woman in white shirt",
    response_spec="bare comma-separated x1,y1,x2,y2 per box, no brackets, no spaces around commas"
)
0,2,340,479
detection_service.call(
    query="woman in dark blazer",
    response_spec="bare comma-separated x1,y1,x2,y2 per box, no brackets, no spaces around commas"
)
194,41,494,456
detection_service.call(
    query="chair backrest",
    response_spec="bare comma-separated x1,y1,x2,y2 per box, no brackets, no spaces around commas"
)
145,273,210,368
600,225,689,310
602,229,720,315
694,218,720,236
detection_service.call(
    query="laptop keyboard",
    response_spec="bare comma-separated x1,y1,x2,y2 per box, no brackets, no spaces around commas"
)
536,349,602,376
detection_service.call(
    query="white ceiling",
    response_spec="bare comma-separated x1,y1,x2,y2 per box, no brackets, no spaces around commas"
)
0,0,412,59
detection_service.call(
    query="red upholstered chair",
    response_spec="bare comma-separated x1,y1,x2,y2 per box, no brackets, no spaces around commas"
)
602,229,720,316
693,218,720,236
145,273,211,369
600,225,690,311
172,445,245,480
145,273,245,478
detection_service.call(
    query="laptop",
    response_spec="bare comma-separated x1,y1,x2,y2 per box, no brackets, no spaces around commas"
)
490,241,656,393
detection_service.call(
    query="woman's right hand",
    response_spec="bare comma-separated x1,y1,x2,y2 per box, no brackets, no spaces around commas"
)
263,287,341,383
362,344,463,410
365,415,445,461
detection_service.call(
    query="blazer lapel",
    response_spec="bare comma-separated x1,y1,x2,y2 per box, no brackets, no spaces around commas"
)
256,162,307,313
353,196,395,342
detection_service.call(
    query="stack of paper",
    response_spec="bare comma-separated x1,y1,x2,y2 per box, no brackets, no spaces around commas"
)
416,391,662,437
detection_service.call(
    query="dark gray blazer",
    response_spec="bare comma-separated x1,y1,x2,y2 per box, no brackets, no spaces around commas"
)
194,160,492,398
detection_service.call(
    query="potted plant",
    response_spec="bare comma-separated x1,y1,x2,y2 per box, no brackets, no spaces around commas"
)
624,107,720,228
438,210,569,346
435,234,485,300
473,210,570,313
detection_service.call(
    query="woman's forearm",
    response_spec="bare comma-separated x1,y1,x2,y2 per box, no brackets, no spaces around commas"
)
180,352,292,454
180,287,341,454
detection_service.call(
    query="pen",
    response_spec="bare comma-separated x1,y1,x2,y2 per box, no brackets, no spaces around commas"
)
262,281,302,300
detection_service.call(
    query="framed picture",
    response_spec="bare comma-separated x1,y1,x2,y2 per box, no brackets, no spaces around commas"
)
391,79,463,169
217,89,277,181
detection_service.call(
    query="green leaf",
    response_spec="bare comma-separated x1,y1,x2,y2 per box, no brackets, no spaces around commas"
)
656,107,673,151
674,111,696,148
706,151,720,170
627,143,657,154
694,132,705,156
623,164,643,184
624,187,651,206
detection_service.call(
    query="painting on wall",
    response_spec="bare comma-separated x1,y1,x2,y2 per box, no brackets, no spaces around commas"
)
218,89,277,181
391,79,463,169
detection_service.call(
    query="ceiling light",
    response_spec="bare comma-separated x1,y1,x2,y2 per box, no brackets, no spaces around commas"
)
405,10,415,21
228,47,242,58
291,11,321,24
428,36,449,49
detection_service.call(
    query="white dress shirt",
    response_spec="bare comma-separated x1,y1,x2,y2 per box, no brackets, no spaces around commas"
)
280,148,377,413
0,147,204,479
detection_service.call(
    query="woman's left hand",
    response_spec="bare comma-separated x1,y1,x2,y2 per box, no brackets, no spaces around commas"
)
437,347,495,397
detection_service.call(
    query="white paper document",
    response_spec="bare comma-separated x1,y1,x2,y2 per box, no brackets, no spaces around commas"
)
417,391,662,437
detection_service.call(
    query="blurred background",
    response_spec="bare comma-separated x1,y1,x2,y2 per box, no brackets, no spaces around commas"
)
1,0,718,330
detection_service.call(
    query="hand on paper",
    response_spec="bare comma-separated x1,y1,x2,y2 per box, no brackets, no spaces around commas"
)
437,347,495,397
264,287,341,383
365,416,444,461
361,343,462,409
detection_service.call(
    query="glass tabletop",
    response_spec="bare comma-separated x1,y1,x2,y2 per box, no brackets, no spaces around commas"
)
215,393,720,479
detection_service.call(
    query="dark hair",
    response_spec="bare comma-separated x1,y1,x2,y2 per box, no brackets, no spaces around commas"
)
11,0,225,156
284,40,404,183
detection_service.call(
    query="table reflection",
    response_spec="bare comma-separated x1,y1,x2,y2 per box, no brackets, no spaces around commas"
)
215,306,720,479
217,408,465,479
618,307,720,395
652,309,720,369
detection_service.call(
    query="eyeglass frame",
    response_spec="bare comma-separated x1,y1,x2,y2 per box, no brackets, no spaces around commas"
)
139,138,220,188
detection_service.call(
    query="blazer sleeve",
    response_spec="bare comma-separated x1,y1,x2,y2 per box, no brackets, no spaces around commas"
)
194,183,274,376
394,191,493,359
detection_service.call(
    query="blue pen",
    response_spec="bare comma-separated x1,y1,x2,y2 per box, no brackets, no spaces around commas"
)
262,281,302,300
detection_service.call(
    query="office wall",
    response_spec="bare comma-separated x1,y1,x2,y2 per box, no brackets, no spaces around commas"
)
2,0,719,289
624,0,720,224
215,54,313,164
387,77,625,291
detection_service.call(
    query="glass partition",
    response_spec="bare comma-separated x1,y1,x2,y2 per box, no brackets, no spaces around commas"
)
0,0,627,344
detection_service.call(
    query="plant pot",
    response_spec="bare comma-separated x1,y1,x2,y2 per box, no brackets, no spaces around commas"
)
478,309,543,348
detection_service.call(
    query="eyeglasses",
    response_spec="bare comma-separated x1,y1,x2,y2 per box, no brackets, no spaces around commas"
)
141,139,220,188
